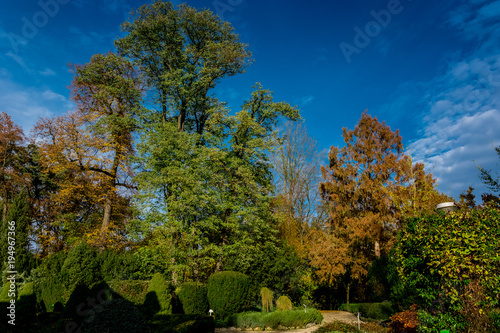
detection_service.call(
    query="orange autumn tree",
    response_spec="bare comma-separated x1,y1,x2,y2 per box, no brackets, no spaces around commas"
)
34,53,141,249
309,111,448,303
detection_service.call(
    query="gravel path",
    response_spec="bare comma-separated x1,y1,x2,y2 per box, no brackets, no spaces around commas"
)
215,310,363,333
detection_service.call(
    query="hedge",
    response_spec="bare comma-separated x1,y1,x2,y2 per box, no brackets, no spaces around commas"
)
108,279,149,306
207,271,249,319
231,308,323,330
177,282,208,315
143,273,173,317
61,240,102,299
339,301,393,320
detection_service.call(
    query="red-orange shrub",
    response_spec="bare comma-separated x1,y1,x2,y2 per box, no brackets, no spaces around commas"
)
389,304,418,333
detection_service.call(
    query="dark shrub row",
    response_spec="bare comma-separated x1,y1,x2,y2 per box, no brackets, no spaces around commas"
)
339,300,393,320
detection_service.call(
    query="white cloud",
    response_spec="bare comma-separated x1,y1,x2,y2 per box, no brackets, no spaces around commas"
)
5,51,29,71
0,70,72,135
409,109,500,199
299,95,315,106
400,2,500,200
38,68,56,76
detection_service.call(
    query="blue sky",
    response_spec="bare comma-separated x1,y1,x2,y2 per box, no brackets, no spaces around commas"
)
1,0,499,200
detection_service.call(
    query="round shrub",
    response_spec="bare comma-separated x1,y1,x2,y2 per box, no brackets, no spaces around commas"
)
61,240,102,299
276,295,292,311
207,271,249,319
177,282,208,315
143,272,173,317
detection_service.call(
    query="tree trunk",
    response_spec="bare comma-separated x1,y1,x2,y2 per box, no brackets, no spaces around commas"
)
346,282,351,304
2,200,7,223
99,197,112,251
171,257,178,285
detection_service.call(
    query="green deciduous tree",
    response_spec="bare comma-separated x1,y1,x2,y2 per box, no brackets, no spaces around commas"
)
116,1,290,285
132,83,300,284
115,0,251,131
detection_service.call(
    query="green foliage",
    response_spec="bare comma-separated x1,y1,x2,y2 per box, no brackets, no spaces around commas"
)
0,192,37,275
338,303,360,313
225,240,304,305
108,279,149,306
276,295,293,311
339,301,393,320
120,1,300,283
99,249,130,281
260,287,273,312
61,240,102,298
416,310,465,333
177,282,208,315
32,250,66,311
367,255,392,301
394,207,500,331
143,272,173,317
0,279,12,301
207,271,250,319
231,309,323,330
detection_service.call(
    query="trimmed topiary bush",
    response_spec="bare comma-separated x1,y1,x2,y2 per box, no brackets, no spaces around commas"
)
276,295,292,311
109,279,149,306
207,271,249,319
61,240,102,299
33,250,66,312
177,282,208,315
143,272,173,318
260,287,273,312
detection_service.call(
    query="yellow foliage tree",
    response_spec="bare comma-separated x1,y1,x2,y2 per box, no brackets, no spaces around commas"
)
33,53,141,250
